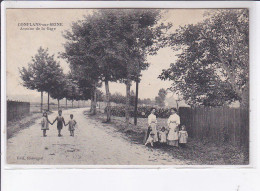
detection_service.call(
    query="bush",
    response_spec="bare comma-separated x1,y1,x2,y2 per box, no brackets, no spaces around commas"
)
105,105,172,118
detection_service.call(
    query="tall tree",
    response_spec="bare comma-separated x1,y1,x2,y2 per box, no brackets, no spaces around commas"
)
130,90,136,106
61,9,171,127
155,88,167,107
96,9,171,127
61,11,125,120
70,65,96,113
65,67,93,111
49,71,67,110
19,47,63,112
159,9,249,108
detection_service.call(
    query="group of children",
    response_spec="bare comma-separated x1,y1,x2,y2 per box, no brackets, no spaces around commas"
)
145,125,188,148
41,110,77,137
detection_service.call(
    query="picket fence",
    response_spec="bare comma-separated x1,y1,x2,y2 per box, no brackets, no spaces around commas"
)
179,107,249,147
7,100,30,121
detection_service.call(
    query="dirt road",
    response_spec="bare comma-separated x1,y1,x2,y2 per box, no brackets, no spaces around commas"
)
7,108,189,165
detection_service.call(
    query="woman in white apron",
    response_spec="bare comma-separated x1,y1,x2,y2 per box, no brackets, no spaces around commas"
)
167,108,180,147
147,108,159,143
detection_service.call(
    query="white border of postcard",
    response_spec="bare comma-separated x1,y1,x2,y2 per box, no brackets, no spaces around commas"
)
1,1,259,170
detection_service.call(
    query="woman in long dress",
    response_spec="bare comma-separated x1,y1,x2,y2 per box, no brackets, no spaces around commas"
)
167,108,180,147
146,108,159,144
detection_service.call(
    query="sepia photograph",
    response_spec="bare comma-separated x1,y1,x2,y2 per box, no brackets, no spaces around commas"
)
5,8,249,165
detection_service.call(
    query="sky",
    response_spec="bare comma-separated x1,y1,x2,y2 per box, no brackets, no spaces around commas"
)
6,9,207,102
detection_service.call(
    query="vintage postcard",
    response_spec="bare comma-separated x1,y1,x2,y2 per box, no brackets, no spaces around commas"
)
3,7,250,166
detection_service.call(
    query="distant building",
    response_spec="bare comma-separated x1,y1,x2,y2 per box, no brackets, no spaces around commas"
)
164,95,190,108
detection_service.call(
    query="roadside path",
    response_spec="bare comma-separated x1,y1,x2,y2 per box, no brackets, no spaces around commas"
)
7,108,189,165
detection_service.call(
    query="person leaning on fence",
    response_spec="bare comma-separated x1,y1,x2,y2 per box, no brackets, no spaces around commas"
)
41,112,52,137
167,108,180,147
52,110,66,137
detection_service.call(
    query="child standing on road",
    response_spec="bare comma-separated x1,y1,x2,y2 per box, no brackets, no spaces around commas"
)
159,127,167,145
52,110,66,137
66,114,77,137
179,125,188,147
41,112,52,137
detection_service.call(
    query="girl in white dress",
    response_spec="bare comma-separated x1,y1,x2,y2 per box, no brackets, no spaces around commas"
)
159,127,167,144
147,108,159,143
179,125,188,147
167,108,180,147
41,112,52,137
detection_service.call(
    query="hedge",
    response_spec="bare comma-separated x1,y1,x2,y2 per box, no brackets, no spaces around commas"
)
105,105,172,118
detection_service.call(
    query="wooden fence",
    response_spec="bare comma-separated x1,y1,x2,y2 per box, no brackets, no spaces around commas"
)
7,100,30,121
179,107,249,147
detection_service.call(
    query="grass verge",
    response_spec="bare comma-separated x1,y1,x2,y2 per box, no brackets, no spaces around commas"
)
7,112,45,139
86,111,248,165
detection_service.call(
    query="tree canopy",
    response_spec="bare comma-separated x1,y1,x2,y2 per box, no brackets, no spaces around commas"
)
155,88,167,107
20,47,63,93
61,9,171,124
19,47,65,111
159,9,249,107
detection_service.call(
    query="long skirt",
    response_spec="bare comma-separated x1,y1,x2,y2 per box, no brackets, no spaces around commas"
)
41,125,49,130
41,123,49,130
144,126,152,144
167,140,178,147
150,123,158,142
167,124,179,147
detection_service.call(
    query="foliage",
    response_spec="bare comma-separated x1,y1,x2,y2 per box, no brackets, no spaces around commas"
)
19,47,65,110
19,47,64,93
61,9,171,123
109,92,154,106
159,9,249,107
139,98,153,105
110,92,126,105
155,88,167,107
67,65,93,101
49,74,66,101
63,74,79,102
105,105,172,118
96,89,104,102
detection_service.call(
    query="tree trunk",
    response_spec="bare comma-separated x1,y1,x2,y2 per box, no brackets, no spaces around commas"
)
66,98,67,109
134,80,139,125
217,49,243,98
125,79,131,128
241,82,249,109
105,80,111,122
40,91,43,113
72,100,73,108
47,91,50,111
90,91,93,113
92,82,97,115
58,99,60,110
